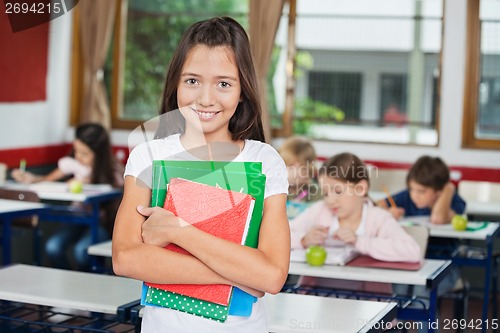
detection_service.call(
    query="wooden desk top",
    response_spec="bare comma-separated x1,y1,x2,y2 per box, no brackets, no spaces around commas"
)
0,264,141,314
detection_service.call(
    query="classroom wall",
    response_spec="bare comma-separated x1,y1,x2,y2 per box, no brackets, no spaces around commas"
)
0,10,73,150
0,0,498,173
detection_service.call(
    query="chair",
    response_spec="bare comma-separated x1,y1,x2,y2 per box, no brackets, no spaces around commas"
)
402,224,469,325
0,189,42,265
402,224,429,260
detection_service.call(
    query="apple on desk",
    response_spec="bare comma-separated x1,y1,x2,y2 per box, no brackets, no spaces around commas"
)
305,245,327,266
68,180,83,194
451,214,468,231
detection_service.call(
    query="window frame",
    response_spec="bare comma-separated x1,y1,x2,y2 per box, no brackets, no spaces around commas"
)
462,0,500,149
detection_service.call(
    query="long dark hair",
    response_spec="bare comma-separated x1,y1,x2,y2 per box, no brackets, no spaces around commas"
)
75,123,118,186
154,16,265,142
75,123,122,234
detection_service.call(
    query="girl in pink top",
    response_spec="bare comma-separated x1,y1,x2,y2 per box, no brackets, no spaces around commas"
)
291,152,420,262
289,153,421,292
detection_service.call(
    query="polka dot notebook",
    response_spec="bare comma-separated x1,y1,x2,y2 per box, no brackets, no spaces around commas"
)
145,286,229,322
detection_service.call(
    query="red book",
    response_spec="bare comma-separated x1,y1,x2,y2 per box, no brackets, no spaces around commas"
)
145,178,254,306
347,255,422,271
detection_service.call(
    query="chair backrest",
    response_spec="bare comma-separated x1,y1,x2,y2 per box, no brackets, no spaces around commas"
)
402,224,429,259
0,189,41,227
458,180,500,203
369,168,408,194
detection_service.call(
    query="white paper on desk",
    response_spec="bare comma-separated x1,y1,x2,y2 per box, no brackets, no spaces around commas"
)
399,216,431,225
290,246,359,266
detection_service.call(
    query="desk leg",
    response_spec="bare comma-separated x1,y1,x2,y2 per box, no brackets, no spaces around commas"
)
428,287,437,333
481,240,494,333
2,218,12,265
89,202,100,271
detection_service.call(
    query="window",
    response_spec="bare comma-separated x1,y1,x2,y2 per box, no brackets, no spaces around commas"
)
379,74,408,124
105,0,248,129
463,0,500,148
308,72,362,122
272,0,443,145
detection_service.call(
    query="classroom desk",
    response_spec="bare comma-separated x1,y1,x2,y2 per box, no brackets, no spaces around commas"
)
266,293,397,333
466,200,500,220
0,198,48,265
401,218,500,332
1,181,123,269
0,263,142,333
289,259,450,333
370,190,500,221
88,239,112,257
129,292,396,333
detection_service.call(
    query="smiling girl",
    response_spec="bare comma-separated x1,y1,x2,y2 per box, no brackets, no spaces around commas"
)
112,17,289,333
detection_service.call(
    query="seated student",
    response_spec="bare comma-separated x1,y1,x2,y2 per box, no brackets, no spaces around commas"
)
290,152,420,291
278,136,322,218
378,156,468,326
376,155,466,224
11,123,124,271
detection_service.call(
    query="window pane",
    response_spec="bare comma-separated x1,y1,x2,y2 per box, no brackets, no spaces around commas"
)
477,0,500,139
113,0,247,121
274,0,442,145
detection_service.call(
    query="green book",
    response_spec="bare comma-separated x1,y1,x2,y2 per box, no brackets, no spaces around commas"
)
143,160,266,321
151,160,265,248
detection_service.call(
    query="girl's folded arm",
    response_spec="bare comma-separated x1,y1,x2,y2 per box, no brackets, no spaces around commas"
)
112,176,231,286
168,193,291,295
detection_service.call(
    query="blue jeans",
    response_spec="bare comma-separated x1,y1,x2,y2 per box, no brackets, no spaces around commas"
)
45,224,109,271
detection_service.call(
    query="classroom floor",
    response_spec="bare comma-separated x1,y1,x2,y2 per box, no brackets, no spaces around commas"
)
402,292,498,333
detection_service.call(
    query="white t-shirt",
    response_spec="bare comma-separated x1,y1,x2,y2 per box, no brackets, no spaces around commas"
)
124,134,288,333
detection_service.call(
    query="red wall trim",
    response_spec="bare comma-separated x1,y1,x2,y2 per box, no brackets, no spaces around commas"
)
0,144,71,169
1,145,499,184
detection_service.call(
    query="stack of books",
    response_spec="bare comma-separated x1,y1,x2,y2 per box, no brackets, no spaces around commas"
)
141,160,266,322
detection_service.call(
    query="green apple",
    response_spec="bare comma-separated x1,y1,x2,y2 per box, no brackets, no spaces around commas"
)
68,180,83,194
452,214,468,231
305,246,327,266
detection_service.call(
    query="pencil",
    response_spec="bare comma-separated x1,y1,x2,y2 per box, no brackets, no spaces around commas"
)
19,159,26,173
382,185,397,208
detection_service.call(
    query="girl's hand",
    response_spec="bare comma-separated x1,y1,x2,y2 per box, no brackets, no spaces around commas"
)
137,205,188,247
301,225,328,248
333,227,357,244
11,169,37,184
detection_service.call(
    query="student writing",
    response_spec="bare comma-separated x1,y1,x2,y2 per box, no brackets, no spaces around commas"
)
376,155,466,223
112,17,290,333
12,123,124,271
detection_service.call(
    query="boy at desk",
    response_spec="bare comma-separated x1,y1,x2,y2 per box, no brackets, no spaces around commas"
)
289,153,420,291
378,156,468,324
376,155,466,224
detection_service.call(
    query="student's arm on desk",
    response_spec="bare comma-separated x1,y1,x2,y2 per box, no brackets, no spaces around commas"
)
11,168,65,184
431,182,456,224
375,198,405,220
355,211,421,263
289,202,326,249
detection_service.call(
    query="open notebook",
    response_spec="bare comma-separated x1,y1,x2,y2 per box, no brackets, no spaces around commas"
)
290,245,359,266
